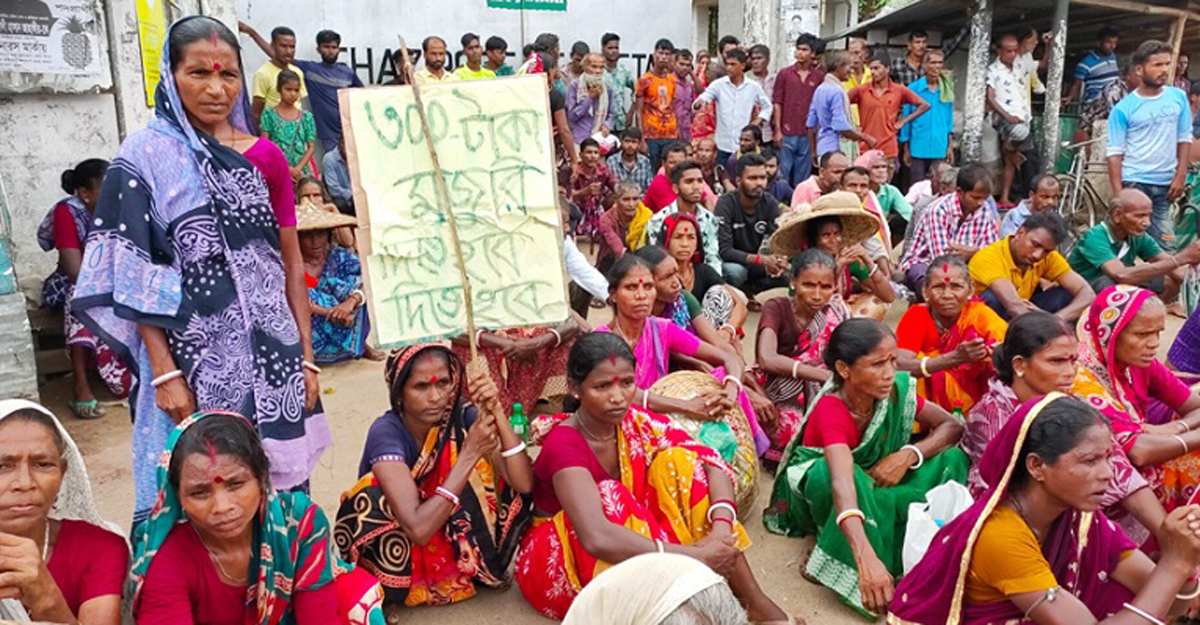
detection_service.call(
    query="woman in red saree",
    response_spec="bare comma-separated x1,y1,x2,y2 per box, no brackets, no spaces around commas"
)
515,332,795,623
896,255,1008,414
889,393,1200,625
1072,285,1200,511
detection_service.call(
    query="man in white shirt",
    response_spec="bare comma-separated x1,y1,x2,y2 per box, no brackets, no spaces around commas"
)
693,48,773,168
986,33,1034,206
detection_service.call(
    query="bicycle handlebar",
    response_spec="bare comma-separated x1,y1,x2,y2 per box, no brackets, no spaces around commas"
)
1061,137,1104,150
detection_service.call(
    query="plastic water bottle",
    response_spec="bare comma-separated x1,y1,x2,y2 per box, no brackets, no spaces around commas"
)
510,403,528,442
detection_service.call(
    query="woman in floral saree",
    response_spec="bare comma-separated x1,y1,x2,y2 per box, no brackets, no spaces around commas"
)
764,318,967,618
130,412,384,625
754,249,850,465
896,255,1008,414
890,394,1200,625
335,343,533,608
515,332,794,623
1072,285,1200,511
71,16,327,526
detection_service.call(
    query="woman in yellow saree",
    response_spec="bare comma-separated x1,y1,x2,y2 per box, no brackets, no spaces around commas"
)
515,332,795,623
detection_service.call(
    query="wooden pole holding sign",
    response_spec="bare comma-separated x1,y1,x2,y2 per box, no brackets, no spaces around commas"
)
395,36,479,363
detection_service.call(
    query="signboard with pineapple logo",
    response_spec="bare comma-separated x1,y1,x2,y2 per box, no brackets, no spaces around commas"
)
0,0,103,76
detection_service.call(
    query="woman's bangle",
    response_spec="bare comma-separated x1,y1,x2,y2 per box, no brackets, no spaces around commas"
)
712,517,734,528
351,289,365,303
501,442,527,458
302,361,322,374
1179,420,1192,434
1123,603,1166,625
434,486,460,508
868,263,880,278
836,508,865,527
1174,434,1190,455
640,389,650,407
791,361,800,380
1177,580,1200,601
919,357,930,378
902,444,925,469
707,501,737,523
151,370,184,388
722,376,743,392
548,328,563,348
655,539,665,553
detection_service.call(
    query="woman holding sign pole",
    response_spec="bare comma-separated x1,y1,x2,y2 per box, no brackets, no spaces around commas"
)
71,16,329,528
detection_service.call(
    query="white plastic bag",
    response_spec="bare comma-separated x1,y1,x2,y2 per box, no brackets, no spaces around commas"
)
902,481,973,575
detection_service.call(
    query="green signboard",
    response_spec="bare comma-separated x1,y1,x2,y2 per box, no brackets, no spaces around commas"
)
487,0,566,11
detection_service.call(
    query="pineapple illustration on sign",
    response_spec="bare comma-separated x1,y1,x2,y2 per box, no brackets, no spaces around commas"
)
57,15,93,71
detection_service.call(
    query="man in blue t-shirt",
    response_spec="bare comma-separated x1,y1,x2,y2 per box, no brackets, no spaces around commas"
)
1065,25,1119,106
242,24,364,152
1107,39,1193,252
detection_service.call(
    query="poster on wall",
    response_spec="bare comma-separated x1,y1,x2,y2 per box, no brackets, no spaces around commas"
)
136,0,165,106
0,0,103,76
486,0,566,12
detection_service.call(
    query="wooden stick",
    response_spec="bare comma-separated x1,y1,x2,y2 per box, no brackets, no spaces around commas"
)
396,36,479,363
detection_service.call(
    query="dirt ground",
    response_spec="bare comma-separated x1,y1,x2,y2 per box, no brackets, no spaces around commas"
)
38,294,1187,625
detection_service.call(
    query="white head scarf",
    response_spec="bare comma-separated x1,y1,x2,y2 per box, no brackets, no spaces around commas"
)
0,399,123,622
562,553,725,625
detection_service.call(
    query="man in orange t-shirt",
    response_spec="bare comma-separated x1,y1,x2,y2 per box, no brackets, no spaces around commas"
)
849,50,930,166
633,38,679,171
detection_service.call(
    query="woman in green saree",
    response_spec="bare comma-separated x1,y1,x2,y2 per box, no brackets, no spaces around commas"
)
764,318,968,618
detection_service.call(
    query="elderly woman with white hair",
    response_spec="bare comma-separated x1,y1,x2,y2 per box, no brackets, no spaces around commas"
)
0,400,127,624
563,553,748,625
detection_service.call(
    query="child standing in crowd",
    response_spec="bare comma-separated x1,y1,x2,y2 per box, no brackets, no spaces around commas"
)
571,138,618,239
260,69,317,181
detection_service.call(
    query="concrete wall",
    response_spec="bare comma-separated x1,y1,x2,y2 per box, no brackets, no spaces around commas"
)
235,0,692,85
0,0,234,300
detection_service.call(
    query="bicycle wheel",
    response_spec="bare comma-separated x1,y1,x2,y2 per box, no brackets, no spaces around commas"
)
1056,174,1102,240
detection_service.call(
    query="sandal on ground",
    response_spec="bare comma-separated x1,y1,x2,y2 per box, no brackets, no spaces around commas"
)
71,399,106,420
589,297,606,309
747,298,762,313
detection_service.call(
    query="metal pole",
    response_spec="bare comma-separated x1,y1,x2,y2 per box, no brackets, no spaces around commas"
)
1041,0,1069,173
961,0,993,163
1170,15,1187,78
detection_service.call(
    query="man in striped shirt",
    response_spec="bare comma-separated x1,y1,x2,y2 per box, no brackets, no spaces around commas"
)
1064,26,1120,106
900,163,1000,296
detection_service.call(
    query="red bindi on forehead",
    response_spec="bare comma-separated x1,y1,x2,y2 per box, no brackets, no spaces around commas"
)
213,61,222,71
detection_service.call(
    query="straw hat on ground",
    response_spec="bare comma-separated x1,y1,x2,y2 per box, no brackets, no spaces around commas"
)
296,201,358,231
768,191,881,257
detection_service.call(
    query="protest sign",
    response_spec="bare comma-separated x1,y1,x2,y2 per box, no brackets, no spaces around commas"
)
340,75,570,348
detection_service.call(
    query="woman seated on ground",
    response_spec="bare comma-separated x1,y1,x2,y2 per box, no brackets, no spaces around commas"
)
131,412,385,625
637,245,742,358
764,318,968,617
1073,285,1200,512
599,254,770,454
38,160,131,419
891,394,1200,625
964,311,1166,546
661,214,749,352
336,343,533,607
0,400,127,624
896,255,1008,415
772,191,894,320
296,177,354,248
298,203,384,363
516,332,795,624
754,250,850,465
856,150,911,246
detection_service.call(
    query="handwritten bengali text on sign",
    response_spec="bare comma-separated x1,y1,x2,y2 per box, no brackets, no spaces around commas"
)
341,75,569,348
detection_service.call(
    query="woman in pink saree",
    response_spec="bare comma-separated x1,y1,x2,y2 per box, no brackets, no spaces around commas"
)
889,393,1200,625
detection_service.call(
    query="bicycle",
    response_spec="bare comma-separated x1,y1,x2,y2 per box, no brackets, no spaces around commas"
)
1055,137,1107,244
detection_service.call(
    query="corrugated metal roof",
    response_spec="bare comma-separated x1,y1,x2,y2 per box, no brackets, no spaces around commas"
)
825,0,1199,53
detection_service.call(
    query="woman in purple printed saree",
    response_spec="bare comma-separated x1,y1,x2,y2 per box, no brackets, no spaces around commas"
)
71,16,328,526
889,393,1200,625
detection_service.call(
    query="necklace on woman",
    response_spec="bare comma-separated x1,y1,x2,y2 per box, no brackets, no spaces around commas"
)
1008,494,1043,541
574,412,616,443
611,318,643,352
197,530,248,585
838,390,873,421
